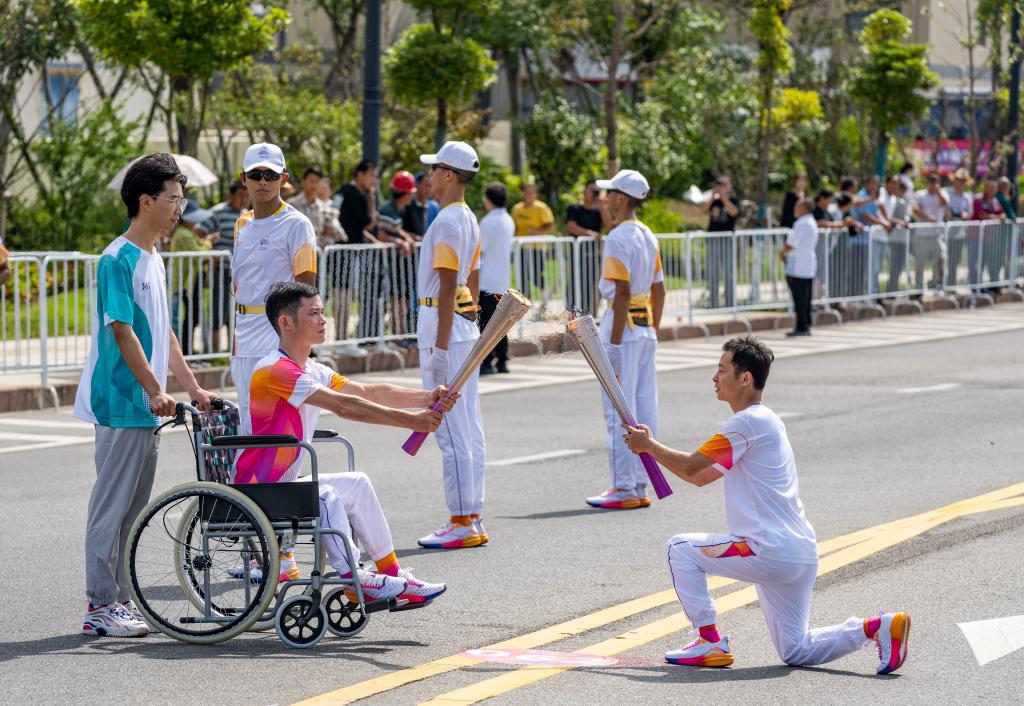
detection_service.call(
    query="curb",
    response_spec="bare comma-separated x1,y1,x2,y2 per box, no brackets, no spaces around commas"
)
2,295,1022,414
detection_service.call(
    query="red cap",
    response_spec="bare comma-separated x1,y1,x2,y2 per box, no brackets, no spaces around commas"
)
390,170,416,193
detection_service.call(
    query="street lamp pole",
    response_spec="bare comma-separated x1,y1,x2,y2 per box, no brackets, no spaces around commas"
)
1007,4,1021,197
362,0,382,165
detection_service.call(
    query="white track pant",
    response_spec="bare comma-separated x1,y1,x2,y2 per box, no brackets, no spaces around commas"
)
666,532,871,665
601,336,659,491
420,339,486,516
316,472,394,575
231,355,262,436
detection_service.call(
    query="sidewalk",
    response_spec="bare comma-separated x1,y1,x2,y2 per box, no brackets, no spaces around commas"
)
2,292,1021,413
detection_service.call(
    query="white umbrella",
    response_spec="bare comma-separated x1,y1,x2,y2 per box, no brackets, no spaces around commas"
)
107,154,219,190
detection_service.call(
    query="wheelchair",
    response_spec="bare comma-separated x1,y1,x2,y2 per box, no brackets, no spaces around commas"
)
125,399,428,648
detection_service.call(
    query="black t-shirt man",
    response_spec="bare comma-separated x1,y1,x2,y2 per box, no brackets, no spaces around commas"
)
338,182,371,244
708,195,740,232
402,200,427,238
566,203,603,234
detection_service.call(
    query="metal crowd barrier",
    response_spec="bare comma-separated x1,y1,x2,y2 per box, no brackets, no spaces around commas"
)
3,221,1022,409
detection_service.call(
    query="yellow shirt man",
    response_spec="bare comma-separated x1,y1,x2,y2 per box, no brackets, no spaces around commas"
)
511,185,555,253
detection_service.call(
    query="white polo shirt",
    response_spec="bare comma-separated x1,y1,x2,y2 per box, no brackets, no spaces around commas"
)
478,207,514,293
231,202,317,358
598,219,663,343
785,213,818,279
697,403,818,564
415,201,481,349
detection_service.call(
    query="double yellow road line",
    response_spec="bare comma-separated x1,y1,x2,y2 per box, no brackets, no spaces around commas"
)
296,482,1024,706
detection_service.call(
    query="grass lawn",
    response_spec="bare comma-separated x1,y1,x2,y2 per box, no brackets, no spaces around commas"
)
2,288,94,339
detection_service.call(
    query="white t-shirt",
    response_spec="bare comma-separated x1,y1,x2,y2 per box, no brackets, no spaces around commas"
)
478,207,514,293
913,190,947,223
785,214,818,278
231,203,318,358
234,350,349,484
697,403,818,564
415,201,481,348
598,219,663,343
74,236,169,427
944,188,973,220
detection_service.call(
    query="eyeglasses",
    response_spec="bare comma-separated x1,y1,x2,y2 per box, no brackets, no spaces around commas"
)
154,195,187,212
430,165,457,175
245,168,282,182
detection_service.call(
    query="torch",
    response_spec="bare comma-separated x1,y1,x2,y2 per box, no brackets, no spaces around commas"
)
564,314,673,500
403,288,532,456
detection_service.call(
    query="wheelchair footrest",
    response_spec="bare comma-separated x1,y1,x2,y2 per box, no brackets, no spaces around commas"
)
390,598,433,612
362,597,401,614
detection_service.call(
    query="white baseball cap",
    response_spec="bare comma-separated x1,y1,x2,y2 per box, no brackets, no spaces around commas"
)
596,169,650,200
243,142,286,173
420,141,480,173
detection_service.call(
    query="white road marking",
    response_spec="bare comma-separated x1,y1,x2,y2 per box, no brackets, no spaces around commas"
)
896,382,961,394
487,449,586,467
0,431,90,442
958,615,1024,666
0,417,93,430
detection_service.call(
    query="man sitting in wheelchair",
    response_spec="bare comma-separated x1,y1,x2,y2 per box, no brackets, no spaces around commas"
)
230,281,453,604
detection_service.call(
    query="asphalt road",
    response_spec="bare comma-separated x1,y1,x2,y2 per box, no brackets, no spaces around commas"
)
1,317,1022,705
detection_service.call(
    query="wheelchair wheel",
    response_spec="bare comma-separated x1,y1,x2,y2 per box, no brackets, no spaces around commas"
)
275,595,328,648
324,587,369,638
127,482,280,644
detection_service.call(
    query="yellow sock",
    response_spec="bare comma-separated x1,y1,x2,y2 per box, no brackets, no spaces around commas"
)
375,551,399,577
451,515,473,526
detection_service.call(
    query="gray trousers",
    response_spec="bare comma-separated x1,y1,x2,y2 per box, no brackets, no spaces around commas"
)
85,425,160,605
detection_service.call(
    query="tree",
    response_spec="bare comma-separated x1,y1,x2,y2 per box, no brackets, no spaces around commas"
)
847,9,938,177
383,24,496,149
0,0,76,194
465,0,551,174
76,0,287,156
12,100,142,252
554,0,697,176
520,97,600,206
313,0,367,98
749,0,794,219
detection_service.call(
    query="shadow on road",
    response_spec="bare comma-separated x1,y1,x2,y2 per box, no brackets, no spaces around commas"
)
0,633,429,668
599,662,897,683
497,508,600,521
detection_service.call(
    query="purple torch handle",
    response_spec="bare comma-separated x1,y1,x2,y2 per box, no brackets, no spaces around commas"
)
640,452,672,499
622,412,672,499
402,398,445,456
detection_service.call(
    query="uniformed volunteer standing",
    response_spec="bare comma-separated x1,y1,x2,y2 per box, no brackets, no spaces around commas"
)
585,169,666,510
230,143,318,434
414,141,489,549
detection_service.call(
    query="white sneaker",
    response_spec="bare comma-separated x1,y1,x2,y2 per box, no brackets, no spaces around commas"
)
417,521,484,549
344,569,407,602
665,635,733,667
473,517,489,544
397,568,446,603
585,488,643,509
82,603,148,638
120,600,151,632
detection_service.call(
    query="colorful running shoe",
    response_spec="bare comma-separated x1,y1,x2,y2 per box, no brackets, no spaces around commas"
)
397,568,447,603
344,569,407,602
636,485,651,508
279,552,301,582
82,603,148,638
665,636,733,667
228,552,298,583
473,517,489,544
874,611,911,675
417,521,484,549
585,488,643,509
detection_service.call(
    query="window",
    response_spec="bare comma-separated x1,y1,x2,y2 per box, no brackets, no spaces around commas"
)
42,63,83,130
